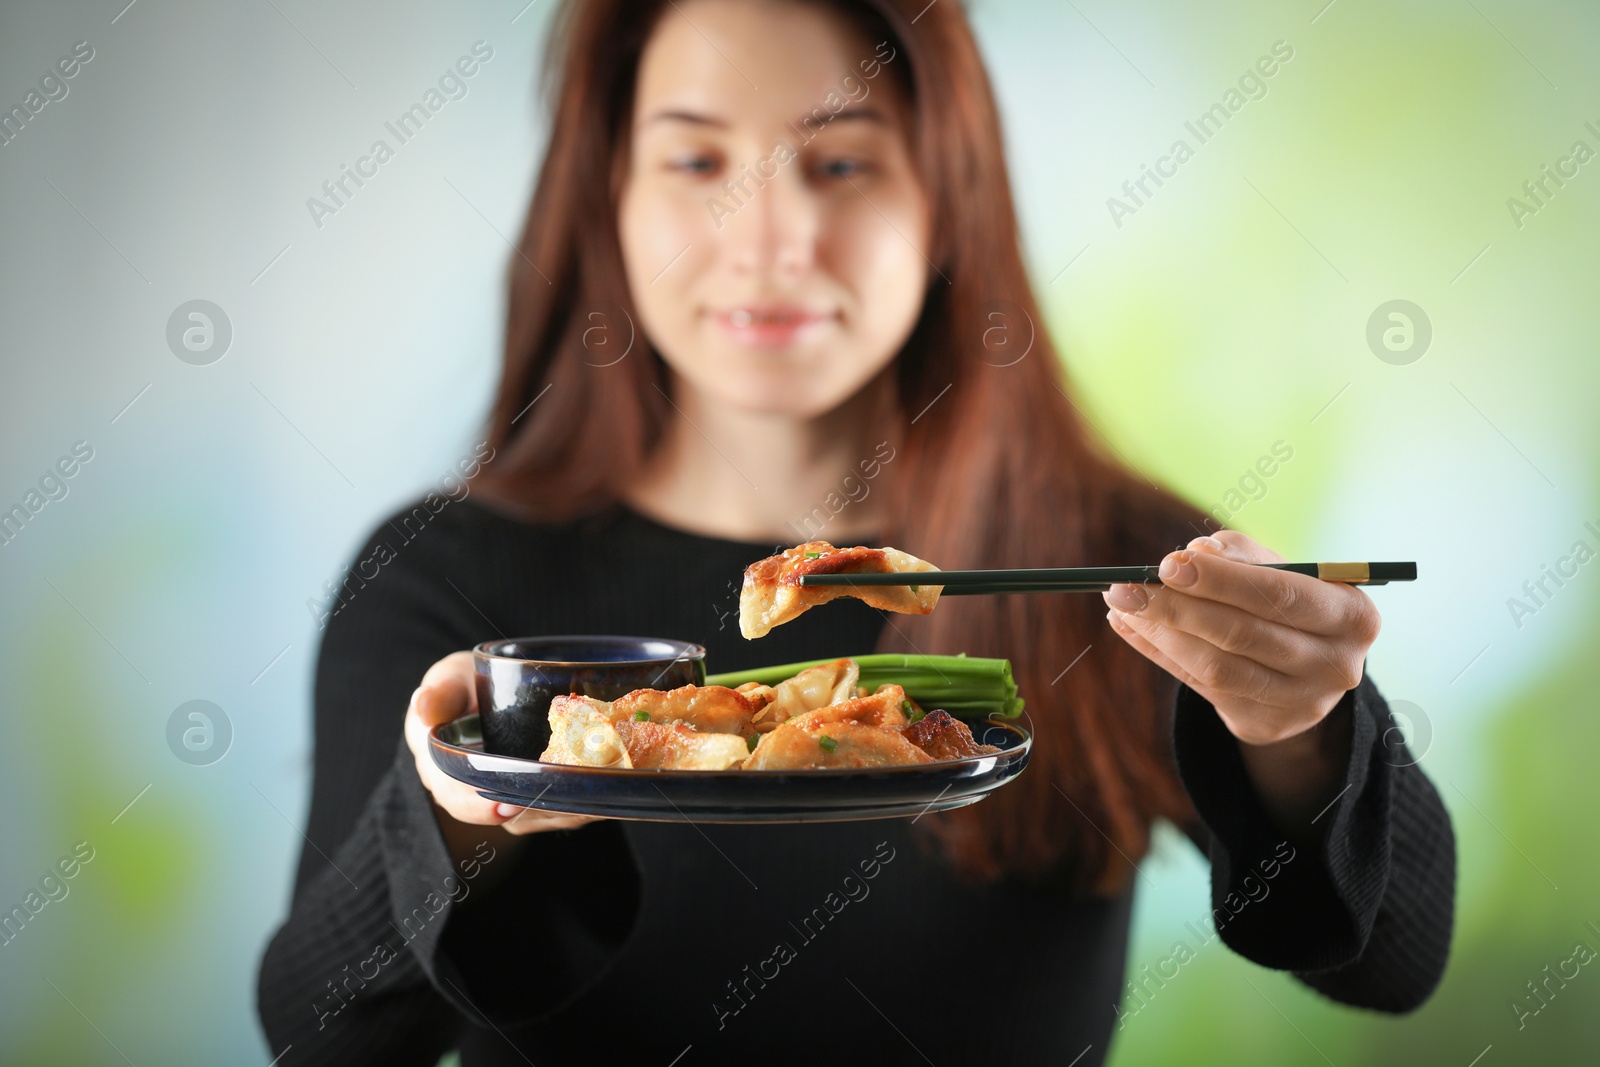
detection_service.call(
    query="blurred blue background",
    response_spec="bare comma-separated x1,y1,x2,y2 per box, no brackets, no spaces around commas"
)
1,0,1596,1063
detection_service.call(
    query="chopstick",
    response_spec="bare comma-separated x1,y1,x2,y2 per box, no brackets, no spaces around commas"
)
799,561,1416,595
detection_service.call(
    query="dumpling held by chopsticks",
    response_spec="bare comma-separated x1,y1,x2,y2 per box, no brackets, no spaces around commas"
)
739,541,941,640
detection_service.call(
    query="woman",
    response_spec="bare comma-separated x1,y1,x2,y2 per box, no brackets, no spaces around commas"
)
258,1,1455,1063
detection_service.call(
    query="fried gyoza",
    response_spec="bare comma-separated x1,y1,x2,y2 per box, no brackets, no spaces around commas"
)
783,684,910,731
609,684,766,738
614,720,750,770
541,700,633,768
739,542,941,639
743,719,934,770
742,684,927,769
739,658,860,729
540,687,762,769
539,663,999,772
902,710,1002,761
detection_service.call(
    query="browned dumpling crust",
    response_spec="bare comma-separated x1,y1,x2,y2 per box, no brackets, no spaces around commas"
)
742,719,935,770
739,542,941,639
782,684,910,732
609,685,767,738
541,693,754,769
902,710,1002,762
614,720,750,770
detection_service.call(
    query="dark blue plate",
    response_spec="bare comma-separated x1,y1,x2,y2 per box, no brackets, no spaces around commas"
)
429,714,1032,823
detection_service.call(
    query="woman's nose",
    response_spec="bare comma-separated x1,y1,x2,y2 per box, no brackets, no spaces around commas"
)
718,164,818,279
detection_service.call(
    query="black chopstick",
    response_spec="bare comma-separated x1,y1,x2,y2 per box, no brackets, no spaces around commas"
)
799,561,1416,594
928,583,1127,595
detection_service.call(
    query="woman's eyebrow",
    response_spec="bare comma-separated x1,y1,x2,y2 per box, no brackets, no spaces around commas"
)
642,108,730,129
802,105,888,129
640,104,890,130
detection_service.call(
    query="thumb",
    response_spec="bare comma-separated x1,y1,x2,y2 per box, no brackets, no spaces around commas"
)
412,650,478,726
413,679,473,727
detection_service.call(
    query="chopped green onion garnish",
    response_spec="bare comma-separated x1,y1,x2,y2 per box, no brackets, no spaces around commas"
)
633,710,650,722
901,699,912,713
818,735,838,752
746,733,760,753
909,585,919,594
803,551,823,559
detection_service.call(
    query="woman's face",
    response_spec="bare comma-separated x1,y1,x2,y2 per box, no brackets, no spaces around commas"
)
618,0,930,418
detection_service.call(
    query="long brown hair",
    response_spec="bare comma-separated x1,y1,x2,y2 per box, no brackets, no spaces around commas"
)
477,0,1211,894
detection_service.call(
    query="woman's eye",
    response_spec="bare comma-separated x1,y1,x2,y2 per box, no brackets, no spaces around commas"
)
815,157,867,180
669,155,721,177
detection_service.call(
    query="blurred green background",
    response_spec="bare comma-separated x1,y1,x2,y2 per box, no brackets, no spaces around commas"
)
0,0,1595,1063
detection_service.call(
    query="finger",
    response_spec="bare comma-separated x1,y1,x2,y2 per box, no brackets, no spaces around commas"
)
415,683,473,728
422,766,537,827
405,655,477,764
1110,606,1319,709
1188,529,1286,565
415,652,478,726
403,680,501,825
1106,608,1203,691
1155,547,1369,638
1104,584,1321,677
501,806,603,835
1183,533,1381,646
432,780,512,826
420,649,477,687
404,714,484,814
404,687,469,783
404,685,433,760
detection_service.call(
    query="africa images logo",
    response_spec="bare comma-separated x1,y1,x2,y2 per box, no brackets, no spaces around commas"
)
304,42,494,229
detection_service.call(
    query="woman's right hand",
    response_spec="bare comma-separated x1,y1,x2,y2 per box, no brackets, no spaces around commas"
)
404,651,601,856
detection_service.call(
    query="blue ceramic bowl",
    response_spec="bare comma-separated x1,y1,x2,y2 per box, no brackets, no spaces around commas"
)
472,636,706,759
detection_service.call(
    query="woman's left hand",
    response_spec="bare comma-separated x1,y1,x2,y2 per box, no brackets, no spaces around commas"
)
1102,529,1383,746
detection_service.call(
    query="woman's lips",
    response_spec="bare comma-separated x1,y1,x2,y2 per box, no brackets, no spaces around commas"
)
713,305,833,348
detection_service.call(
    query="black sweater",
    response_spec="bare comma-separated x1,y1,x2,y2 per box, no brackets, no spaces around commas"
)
257,499,1455,1066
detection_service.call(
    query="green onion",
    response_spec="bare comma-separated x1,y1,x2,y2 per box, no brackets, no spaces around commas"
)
803,551,823,559
708,654,1023,719
633,710,650,722
818,735,838,752
746,733,760,752
909,585,919,594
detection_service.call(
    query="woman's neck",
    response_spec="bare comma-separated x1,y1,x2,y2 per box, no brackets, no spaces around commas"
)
620,371,893,544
